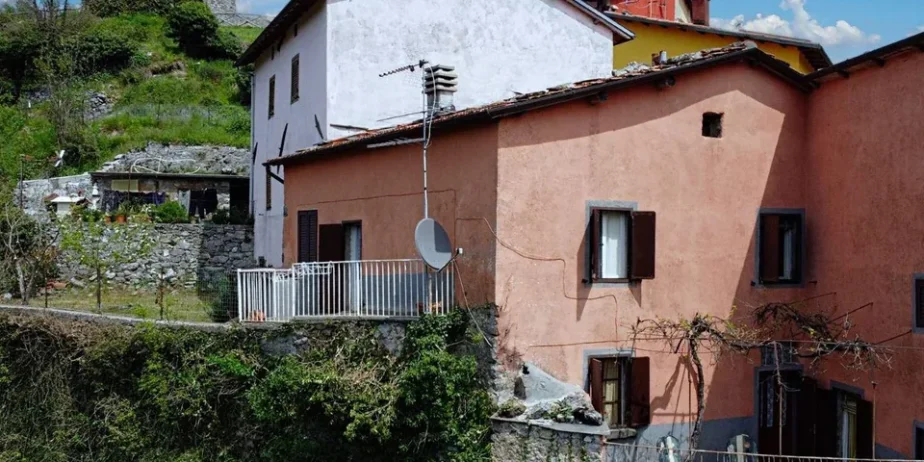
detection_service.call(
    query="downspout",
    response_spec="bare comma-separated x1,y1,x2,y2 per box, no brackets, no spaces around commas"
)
249,68,255,215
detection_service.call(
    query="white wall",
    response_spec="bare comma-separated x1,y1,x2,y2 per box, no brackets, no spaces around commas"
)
325,0,614,138
250,0,616,265
252,2,328,266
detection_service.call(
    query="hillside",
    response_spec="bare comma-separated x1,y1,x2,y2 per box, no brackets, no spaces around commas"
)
0,2,260,185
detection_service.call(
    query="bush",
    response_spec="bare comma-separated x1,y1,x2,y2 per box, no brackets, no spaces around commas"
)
207,275,236,322
210,208,250,225
208,29,243,60
84,0,199,17
153,200,189,223
167,2,219,58
69,21,139,74
0,307,495,460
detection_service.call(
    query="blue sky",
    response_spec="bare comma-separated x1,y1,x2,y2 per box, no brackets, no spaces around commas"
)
240,0,922,63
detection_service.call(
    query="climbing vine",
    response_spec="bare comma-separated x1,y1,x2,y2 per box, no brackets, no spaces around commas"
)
0,308,495,461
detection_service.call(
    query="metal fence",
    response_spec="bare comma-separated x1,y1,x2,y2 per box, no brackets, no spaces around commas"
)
604,442,918,462
109,105,249,125
237,260,455,322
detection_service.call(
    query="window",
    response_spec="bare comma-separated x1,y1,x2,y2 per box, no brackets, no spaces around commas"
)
702,112,723,138
291,54,300,103
264,166,272,210
588,357,650,428
914,276,924,331
590,208,656,282
757,210,804,285
268,75,276,119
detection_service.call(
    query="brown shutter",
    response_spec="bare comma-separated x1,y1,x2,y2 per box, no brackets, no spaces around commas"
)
856,398,874,459
797,377,818,456
318,224,345,262
297,210,318,263
815,388,838,457
268,75,276,118
759,214,781,283
628,357,651,427
630,211,656,280
291,54,300,103
264,166,272,210
916,278,924,328
590,209,602,280
589,359,604,414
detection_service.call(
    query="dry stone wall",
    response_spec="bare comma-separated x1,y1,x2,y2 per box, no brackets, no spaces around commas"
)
60,224,254,287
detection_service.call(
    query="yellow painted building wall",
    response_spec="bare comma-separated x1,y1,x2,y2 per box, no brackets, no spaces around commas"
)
614,21,816,74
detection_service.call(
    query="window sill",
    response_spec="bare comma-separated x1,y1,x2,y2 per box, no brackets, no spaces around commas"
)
607,427,639,441
752,280,805,289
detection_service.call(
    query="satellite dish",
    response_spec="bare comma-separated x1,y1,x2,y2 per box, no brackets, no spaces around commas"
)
415,218,452,270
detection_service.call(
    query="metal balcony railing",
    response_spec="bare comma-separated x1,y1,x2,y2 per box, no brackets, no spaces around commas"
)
236,259,454,322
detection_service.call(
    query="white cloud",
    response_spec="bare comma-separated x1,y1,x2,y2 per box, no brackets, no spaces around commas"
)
911,25,924,36
712,0,880,47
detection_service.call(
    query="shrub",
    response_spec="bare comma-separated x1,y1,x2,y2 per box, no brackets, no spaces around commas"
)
0,307,496,460
84,0,199,17
153,201,189,223
167,2,219,58
207,275,236,322
208,29,242,60
69,21,139,74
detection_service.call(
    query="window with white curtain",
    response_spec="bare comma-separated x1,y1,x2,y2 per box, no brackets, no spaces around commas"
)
600,210,629,280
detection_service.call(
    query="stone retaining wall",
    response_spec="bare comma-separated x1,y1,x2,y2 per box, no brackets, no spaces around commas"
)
492,418,607,461
60,224,254,287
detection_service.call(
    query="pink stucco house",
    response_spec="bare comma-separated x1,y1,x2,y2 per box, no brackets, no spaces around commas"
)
264,35,924,457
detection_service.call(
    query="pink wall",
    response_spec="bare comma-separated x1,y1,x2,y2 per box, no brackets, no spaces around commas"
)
805,52,924,456
282,125,500,304
493,63,809,424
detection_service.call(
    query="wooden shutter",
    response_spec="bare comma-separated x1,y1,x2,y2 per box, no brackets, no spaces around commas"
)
916,278,924,329
297,210,318,263
268,75,276,118
318,224,345,262
264,166,272,210
590,209,602,281
815,388,839,457
628,357,651,427
589,358,604,414
856,398,874,459
759,214,781,283
630,211,656,280
291,55,300,103
797,377,818,456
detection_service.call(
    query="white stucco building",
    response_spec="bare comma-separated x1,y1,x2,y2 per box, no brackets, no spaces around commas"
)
238,0,633,266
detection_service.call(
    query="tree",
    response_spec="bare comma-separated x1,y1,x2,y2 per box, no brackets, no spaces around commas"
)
631,299,890,453
58,213,155,312
0,202,58,305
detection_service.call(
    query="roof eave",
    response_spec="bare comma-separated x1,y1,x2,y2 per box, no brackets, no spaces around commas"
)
268,47,811,166
807,32,924,82
568,0,635,42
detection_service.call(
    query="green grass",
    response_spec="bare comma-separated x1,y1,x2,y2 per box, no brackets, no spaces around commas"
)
1,13,260,182
222,26,263,47
28,286,217,323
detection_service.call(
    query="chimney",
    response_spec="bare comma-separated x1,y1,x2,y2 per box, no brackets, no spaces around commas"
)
423,64,458,114
690,0,710,26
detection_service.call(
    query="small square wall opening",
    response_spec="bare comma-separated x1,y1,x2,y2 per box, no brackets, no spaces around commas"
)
702,112,723,138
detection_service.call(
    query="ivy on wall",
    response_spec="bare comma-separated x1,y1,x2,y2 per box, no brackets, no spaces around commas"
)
0,308,495,461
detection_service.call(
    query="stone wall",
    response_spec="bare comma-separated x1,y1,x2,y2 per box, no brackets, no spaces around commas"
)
61,224,254,287
100,143,249,176
492,419,607,462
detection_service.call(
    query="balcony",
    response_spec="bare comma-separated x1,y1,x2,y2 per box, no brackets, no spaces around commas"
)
236,259,455,322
